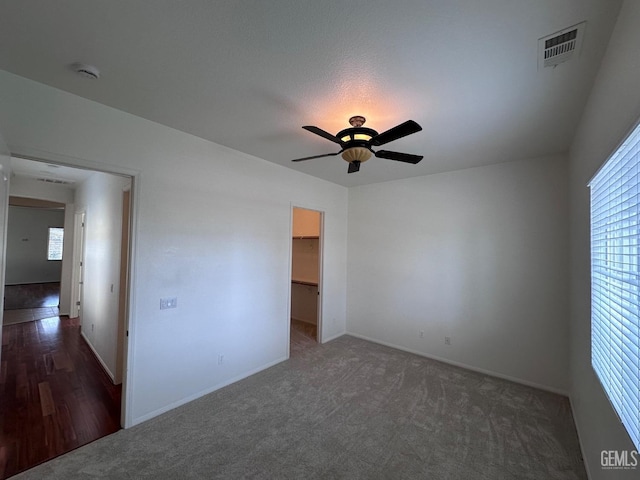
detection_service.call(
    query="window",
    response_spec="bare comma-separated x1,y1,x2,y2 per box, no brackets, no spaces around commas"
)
47,227,64,261
590,122,640,451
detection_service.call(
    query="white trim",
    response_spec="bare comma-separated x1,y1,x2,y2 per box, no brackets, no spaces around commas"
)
70,211,85,319
321,331,346,344
131,356,288,426
569,396,593,480
0,137,10,358
290,316,317,326
121,172,140,429
317,210,324,344
587,114,640,186
285,205,293,360
346,332,570,397
289,204,325,344
81,330,115,382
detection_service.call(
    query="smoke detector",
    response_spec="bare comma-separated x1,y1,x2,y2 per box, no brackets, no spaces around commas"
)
538,22,586,69
72,63,100,79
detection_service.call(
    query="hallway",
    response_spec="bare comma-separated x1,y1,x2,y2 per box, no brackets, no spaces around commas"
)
0,314,121,478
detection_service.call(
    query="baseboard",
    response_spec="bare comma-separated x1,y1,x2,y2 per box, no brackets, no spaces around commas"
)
346,332,569,397
291,316,317,326
130,355,288,427
80,330,116,383
569,396,593,479
320,330,346,344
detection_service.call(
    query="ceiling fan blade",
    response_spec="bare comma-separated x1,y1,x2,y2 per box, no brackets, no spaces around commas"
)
370,120,422,146
348,161,361,173
302,125,343,145
375,150,423,164
291,152,340,162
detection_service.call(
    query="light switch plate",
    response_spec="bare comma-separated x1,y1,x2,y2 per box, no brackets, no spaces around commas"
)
160,297,178,310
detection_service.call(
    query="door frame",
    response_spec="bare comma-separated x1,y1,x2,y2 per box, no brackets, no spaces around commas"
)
70,211,86,319
115,187,131,385
288,204,325,355
5,146,140,429
0,138,10,362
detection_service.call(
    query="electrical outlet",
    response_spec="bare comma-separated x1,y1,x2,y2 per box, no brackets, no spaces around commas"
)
445,336,451,346
160,297,178,310
419,331,424,338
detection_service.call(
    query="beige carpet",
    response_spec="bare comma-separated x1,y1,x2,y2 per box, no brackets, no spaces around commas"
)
290,319,317,355
13,335,586,479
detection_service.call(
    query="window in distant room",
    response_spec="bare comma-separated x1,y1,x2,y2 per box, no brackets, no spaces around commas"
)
590,121,640,452
47,227,64,261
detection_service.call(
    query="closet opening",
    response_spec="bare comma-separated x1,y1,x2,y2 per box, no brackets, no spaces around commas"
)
289,207,323,355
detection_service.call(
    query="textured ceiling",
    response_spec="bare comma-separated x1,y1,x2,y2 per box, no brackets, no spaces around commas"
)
0,0,622,186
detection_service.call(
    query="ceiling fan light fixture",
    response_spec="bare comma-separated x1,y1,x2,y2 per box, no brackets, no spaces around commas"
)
341,133,373,143
292,116,423,174
341,147,372,163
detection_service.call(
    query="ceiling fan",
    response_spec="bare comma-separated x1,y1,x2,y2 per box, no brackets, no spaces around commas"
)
291,116,423,173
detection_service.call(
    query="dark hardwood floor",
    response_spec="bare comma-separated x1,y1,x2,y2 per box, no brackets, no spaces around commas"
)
0,314,122,478
3,283,60,310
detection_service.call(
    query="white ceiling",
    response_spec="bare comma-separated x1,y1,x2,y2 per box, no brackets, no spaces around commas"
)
0,1,622,187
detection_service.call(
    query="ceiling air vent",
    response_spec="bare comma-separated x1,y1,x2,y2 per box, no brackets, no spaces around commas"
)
538,22,586,69
36,177,73,185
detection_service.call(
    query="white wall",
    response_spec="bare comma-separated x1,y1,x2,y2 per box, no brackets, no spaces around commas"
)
348,154,570,393
75,172,129,381
568,1,640,478
10,176,74,204
0,69,348,426
5,206,65,284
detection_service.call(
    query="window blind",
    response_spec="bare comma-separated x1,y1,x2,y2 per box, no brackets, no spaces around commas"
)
590,122,640,452
47,227,64,261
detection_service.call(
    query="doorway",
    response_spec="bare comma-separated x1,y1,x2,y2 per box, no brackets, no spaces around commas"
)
0,156,134,478
290,207,323,355
2,198,66,324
